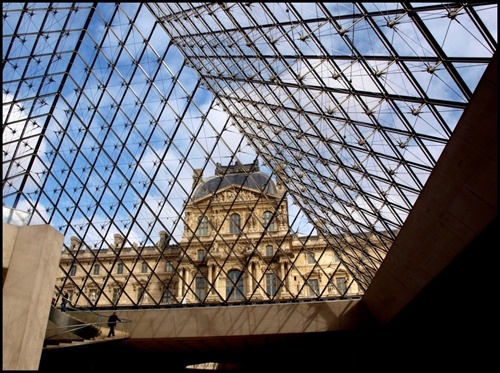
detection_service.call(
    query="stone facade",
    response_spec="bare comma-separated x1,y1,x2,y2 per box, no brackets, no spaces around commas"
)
56,162,387,308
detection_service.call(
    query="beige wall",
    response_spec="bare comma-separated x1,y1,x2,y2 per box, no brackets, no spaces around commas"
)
57,235,367,309
3,224,64,371
2,223,18,285
115,298,372,340
362,51,497,326
54,168,387,309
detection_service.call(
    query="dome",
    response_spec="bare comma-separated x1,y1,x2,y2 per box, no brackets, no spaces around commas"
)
192,162,278,200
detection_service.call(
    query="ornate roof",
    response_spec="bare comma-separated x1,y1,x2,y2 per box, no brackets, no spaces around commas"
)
192,161,278,200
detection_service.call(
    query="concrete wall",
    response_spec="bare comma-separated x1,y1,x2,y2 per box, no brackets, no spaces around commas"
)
362,52,497,326
115,298,372,340
2,223,64,371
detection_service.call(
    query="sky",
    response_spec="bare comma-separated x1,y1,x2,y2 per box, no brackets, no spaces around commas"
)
3,2,497,251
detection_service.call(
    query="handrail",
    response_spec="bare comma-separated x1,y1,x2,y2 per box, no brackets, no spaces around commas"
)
45,320,132,340
45,305,132,341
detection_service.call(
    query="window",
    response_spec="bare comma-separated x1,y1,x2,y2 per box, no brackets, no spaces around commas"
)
195,277,206,301
137,287,144,303
265,273,277,296
230,213,241,234
308,279,319,297
336,277,347,295
117,263,124,274
197,249,205,261
93,264,100,275
141,261,148,273
263,211,274,231
69,265,76,276
196,216,209,236
226,270,244,301
265,245,273,256
307,251,315,264
161,286,174,303
165,261,174,273
112,288,120,304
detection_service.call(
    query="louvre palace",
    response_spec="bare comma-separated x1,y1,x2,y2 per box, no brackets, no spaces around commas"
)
3,3,497,372
57,160,394,309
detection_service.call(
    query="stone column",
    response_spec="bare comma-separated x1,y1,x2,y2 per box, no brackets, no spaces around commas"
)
209,263,220,301
279,261,291,299
176,268,184,301
3,223,64,370
255,264,264,299
245,261,254,298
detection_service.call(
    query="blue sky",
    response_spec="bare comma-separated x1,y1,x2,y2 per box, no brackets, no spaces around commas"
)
3,2,497,251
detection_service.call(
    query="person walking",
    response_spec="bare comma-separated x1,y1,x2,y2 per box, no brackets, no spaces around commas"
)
107,312,122,337
61,292,69,312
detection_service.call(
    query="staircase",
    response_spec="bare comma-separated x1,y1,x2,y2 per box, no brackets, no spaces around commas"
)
44,331,129,349
44,306,130,350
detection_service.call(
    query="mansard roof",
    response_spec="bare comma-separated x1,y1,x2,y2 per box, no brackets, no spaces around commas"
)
192,161,278,200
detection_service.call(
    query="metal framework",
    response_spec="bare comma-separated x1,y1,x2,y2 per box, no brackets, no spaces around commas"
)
2,3,497,308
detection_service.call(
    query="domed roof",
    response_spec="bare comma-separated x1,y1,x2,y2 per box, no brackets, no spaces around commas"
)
192,161,278,200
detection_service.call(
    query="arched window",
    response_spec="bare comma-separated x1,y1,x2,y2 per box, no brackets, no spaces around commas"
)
263,211,275,231
196,216,209,236
141,261,148,273
265,245,273,256
197,249,205,261
230,213,241,234
226,270,244,301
